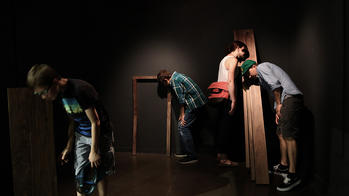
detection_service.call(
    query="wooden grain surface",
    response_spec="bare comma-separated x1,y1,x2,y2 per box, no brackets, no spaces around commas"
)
7,88,58,196
234,29,269,184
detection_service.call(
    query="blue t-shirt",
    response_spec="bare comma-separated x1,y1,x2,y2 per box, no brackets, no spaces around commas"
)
257,62,303,105
60,79,112,137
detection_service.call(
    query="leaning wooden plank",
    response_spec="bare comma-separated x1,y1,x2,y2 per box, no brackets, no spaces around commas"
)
243,89,250,168
7,88,58,196
247,90,256,180
250,85,269,184
234,29,269,184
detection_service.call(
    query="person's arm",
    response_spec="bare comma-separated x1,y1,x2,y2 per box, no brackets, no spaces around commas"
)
179,104,186,126
226,57,238,115
172,79,187,126
85,107,102,168
273,87,282,124
61,117,75,165
258,63,283,124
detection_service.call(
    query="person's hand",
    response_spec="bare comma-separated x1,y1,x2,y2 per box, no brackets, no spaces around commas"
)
275,104,282,124
179,113,186,126
89,151,101,168
228,100,236,116
60,148,71,165
275,114,280,125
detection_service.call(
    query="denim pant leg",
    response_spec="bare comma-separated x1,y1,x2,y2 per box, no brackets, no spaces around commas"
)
178,109,197,159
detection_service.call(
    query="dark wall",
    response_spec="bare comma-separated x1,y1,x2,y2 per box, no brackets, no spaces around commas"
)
3,0,348,195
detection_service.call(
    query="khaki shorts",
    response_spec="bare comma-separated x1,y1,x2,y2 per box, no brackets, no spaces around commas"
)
276,95,304,139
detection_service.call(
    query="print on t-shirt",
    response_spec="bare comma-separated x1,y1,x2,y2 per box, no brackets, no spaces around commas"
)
62,98,92,136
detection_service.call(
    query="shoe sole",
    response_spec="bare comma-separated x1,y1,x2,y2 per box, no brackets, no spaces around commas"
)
174,154,188,158
178,160,198,165
276,179,301,192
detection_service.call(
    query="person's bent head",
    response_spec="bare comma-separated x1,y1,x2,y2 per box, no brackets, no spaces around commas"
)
157,70,172,87
227,40,250,62
241,60,258,78
240,60,258,88
27,64,61,101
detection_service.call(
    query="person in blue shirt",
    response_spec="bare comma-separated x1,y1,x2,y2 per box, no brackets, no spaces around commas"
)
157,70,208,164
241,60,304,192
27,64,116,196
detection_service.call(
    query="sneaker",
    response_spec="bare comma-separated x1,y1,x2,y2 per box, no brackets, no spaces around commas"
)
178,156,198,165
276,173,301,192
174,153,188,158
272,163,289,177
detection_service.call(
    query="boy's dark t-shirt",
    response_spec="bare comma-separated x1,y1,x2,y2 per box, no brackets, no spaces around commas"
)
60,79,112,137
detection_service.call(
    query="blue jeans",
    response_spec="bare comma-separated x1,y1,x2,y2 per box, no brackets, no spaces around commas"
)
178,109,198,159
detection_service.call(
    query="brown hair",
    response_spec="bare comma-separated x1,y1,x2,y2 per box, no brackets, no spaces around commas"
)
227,40,250,61
157,70,172,86
27,64,61,88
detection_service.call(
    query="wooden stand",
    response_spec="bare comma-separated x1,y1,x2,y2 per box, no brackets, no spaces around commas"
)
7,88,58,196
132,76,172,156
234,29,270,184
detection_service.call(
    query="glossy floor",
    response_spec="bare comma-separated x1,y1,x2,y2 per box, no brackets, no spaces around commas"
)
57,152,321,196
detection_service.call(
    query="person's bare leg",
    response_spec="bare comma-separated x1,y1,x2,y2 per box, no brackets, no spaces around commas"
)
286,138,297,173
278,134,288,166
77,192,85,196
97,177,108,196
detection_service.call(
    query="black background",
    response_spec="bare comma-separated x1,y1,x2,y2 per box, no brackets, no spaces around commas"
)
2,0,348,195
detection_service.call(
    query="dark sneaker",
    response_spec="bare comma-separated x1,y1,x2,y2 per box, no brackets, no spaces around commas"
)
174,153,188,158
276,174,301,192
272,163,288,177
178,157,198,165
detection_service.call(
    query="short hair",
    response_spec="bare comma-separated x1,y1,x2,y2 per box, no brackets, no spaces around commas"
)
27,64,61,88
227,40,250,62
157,70,172,85
227,40,247,53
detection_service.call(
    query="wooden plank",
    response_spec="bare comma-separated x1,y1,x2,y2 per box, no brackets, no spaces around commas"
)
133,76,157,80
250,85,269,184
243,89,250,168
132,76,172,156
166,92,172,156
247,89,255,181
234,29,269,184
132,78,137,155
7,88,58,196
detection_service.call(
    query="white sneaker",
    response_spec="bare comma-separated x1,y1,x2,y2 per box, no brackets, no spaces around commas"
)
174,154,188,158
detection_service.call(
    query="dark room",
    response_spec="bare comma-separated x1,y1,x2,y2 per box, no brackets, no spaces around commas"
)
2,0,348,196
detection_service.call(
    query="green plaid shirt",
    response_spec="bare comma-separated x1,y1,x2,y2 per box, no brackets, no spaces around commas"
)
170,72,207,111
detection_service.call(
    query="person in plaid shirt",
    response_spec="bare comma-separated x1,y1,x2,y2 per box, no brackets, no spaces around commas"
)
157,70,207,164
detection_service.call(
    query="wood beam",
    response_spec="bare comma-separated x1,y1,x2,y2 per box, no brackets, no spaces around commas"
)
7,88,58,196
132,76,172,156
234,29,269,184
